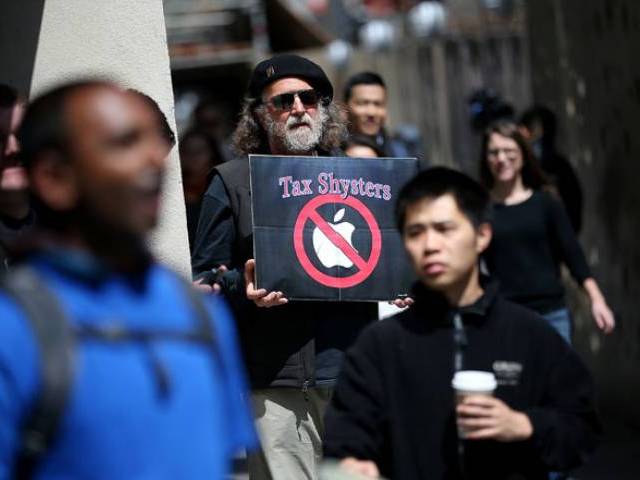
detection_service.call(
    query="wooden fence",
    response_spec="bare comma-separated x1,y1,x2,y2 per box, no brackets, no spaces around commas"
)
310,29,532,173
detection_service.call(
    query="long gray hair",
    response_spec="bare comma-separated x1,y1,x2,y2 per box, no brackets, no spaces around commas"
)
231,96,347,156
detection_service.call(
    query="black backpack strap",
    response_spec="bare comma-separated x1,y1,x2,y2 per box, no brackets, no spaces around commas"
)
73,280,221,403
0,266,75,479
178,277,219,352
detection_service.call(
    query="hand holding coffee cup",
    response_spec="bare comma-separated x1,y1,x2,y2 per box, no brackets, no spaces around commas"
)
453,371,533,442
452,371,496,438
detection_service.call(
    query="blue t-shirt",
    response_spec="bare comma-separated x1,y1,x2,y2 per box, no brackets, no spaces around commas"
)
0,251,256,479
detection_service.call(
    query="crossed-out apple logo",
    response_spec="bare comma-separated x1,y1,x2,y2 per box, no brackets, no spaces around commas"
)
312,208,357,268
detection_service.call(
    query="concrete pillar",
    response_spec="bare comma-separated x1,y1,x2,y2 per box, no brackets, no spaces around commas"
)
0,0,190,276
0,0,45,93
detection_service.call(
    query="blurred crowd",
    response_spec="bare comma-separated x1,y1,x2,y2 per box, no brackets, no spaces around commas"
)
0,52,614,480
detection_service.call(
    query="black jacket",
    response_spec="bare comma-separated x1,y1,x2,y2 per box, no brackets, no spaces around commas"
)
323,281,601,479
191,156,376,389
536,140,583,233
0,211,35,270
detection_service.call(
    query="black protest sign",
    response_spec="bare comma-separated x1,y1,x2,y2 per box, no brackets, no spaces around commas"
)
250,155,418,301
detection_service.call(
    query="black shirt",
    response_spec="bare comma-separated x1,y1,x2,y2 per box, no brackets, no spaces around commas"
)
484,191,591,314
191,175,233,273
0,210,35,270
537,144,583,233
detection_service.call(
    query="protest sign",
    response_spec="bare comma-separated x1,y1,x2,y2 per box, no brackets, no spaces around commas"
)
250,155,418,301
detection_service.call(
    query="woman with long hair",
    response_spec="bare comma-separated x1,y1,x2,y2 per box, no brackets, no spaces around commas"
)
480,121,614,343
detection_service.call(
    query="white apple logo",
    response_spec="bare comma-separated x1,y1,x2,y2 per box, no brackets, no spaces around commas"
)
312,208,357,268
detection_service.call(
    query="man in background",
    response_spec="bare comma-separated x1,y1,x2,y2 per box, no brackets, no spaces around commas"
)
343,71,421,159
520,105,583,233
0,84,32,268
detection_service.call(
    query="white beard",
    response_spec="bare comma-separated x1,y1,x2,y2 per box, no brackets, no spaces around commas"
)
264,106,327,154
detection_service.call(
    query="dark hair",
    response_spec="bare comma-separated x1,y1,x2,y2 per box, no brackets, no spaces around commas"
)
519,105,557,142
467,89,514,133
230,96,269,155
179,128,223,166
345,133,385,157
343,71,386,103
16,80,115,231
479,120,548,190
0,84,19,109
18,80,113,168
128,89,176,147
395,167,491,231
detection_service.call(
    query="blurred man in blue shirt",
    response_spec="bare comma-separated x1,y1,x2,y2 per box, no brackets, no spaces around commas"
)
0,80,256,479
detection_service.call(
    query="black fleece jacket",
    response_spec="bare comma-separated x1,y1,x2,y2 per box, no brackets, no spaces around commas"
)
323,281,601,480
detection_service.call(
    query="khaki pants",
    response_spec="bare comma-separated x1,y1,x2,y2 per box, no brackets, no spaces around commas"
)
248,387,333,480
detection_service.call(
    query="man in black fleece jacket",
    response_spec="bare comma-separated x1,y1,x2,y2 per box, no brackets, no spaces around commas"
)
323,167,601,479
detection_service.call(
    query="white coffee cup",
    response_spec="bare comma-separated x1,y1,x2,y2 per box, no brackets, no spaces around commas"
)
452,371,497,438
452,370,497,400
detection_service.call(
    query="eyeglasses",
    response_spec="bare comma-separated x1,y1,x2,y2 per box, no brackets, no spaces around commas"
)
487,147,520,157
266,89,319,111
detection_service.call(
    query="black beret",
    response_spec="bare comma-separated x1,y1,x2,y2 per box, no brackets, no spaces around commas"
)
248,54,333,101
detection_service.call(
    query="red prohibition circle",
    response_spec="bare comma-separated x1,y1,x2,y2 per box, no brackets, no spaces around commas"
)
293,194,382,288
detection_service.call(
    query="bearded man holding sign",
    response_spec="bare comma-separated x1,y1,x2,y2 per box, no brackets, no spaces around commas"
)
192,55,388,480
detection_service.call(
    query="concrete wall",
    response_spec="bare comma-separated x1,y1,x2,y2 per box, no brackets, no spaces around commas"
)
526,0,640,425
0,0,190,276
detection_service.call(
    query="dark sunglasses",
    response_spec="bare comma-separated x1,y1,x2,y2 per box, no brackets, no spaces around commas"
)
266,89,320,111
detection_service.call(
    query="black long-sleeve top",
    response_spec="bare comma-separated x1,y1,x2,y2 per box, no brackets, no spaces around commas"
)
323,281,602,480
483,191,591,314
